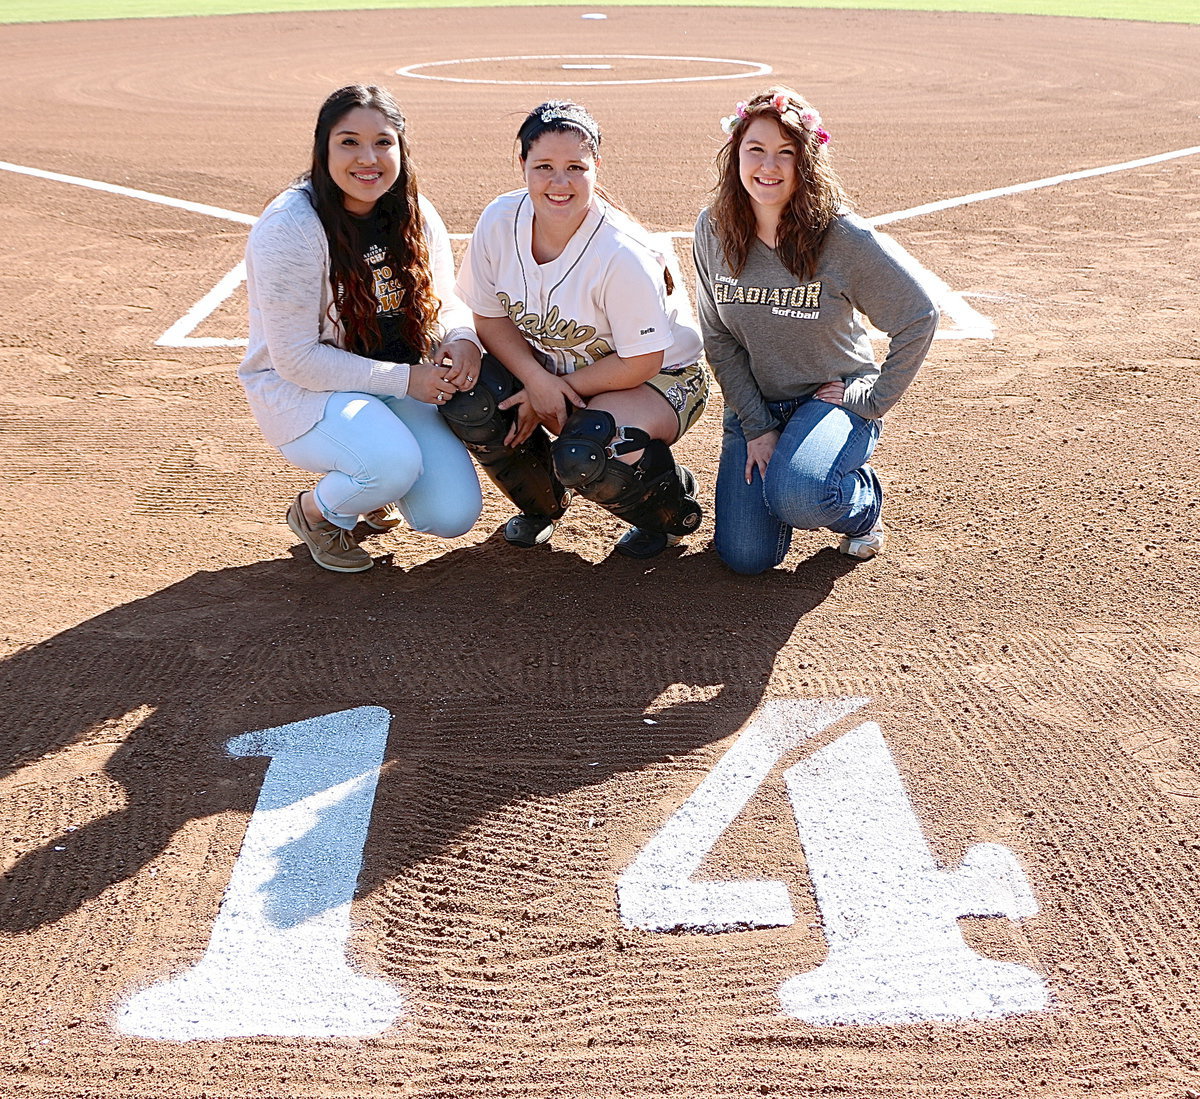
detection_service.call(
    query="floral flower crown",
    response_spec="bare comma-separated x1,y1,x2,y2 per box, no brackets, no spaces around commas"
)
720,93,830,145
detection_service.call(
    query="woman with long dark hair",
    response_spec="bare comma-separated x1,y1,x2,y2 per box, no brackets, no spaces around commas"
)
695,87,939,574
441,100,711,559
238,84,482,573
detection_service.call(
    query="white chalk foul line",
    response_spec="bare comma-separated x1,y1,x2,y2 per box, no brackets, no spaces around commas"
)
0,160,258,348
156,260,248,348
4,143,1198,346
0,160,257,226
870,145,1200,226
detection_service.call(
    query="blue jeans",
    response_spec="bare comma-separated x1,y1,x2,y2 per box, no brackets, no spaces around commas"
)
279,392,482,537
714,397,882,575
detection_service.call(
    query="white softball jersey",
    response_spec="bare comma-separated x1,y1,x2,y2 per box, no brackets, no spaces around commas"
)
456,189,703,377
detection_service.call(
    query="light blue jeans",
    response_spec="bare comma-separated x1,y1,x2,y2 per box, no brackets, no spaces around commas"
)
279,391,481,536
714,397,882,575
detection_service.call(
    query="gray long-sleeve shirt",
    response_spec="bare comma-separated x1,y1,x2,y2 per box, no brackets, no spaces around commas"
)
692,206,939,441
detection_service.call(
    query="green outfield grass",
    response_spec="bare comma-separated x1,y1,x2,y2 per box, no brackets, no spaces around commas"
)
2,0,1196,24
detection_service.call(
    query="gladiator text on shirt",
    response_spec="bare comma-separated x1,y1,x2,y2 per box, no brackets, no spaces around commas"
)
713,277,822,321
496,291,614,370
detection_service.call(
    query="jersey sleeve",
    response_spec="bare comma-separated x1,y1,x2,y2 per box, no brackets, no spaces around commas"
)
599,243,675,359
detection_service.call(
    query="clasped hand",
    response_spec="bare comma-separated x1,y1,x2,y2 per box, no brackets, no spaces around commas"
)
408,338,482,406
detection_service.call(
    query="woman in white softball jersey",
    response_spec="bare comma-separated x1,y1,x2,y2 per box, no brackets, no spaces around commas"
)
238,84,482,574
442,100,712,559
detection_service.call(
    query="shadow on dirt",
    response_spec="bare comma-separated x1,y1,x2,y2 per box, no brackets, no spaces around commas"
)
0,535,857,933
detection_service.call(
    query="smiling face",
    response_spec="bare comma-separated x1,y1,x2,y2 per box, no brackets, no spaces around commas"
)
737,116,799,218
522,129,598,236
326,106,402,216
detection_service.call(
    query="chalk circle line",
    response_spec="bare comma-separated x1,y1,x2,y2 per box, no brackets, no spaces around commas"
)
395,54,772,87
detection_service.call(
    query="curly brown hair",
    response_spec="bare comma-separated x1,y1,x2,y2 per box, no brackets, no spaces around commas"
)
304,84,440,359
709,86,848,281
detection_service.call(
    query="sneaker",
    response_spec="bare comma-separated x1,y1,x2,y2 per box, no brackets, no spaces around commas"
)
504,513,555,548
615,528,682,560
363,502,402,531
838,517,886,560
287,494,373,573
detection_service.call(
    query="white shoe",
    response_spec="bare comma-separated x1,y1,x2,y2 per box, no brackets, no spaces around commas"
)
838,517,885,560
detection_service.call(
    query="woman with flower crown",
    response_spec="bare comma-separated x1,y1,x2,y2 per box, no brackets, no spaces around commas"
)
441,100,711,559
694,87,939,574
238,84,482,573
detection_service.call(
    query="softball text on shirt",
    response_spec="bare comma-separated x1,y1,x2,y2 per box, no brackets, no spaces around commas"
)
712,274,823,320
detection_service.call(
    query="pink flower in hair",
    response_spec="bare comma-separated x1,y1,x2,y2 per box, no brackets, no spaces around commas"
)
798,107,820,129
816,127,831,145
735,101,748,119
771,93,789,114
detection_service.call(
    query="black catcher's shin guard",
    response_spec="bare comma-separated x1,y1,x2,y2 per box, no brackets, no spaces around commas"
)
552,409,702,538
440,354,569,522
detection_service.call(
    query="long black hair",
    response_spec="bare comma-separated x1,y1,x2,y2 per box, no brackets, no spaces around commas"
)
303,84,439,357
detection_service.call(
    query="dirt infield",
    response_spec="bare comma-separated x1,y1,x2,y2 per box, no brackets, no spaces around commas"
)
2,6,1200,1098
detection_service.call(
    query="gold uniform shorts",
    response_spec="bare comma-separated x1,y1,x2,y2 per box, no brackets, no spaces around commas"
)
646,361,712,441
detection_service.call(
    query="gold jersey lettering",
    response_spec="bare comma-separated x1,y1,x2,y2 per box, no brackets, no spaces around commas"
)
495,292,613,369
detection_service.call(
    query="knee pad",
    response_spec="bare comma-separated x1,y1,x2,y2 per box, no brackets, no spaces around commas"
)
440,356,567,519
439,354,516,447
554,413,702,538
552,409,655,489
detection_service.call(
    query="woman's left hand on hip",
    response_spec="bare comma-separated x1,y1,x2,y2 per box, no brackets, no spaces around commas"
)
814,379,845,405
